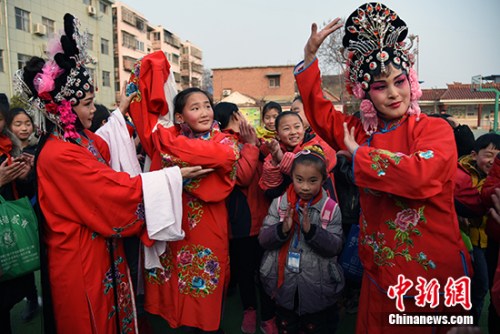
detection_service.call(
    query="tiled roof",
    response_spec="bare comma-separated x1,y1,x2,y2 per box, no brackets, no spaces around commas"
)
440,83,500,100
420,83,500,103
421,88,447,101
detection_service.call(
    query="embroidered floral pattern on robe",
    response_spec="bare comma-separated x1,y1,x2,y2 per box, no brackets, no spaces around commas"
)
369,149,435,176
361,200,436,270
369,149,404,176
176,245,220,297
127,60,142,102
186,196,204,230
145,246,173,284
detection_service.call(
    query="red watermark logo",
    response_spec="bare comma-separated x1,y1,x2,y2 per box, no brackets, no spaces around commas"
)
387,274,471,312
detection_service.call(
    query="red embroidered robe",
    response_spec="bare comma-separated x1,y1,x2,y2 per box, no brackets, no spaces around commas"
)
296,59,473,334
127,51,238,330
143,125,238,331
37,130,145,334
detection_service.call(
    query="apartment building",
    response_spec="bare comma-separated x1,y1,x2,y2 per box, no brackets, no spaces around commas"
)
0,0,116,107
0,0,204,108
112,1,152,100
150,25,182,91
180,40,203,90
113,2,203,95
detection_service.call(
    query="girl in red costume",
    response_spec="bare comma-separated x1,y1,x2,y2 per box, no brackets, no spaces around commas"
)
294,3,472,333
127,55,239,332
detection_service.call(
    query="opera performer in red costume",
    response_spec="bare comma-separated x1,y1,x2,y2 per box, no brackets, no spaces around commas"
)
14,13,207,334
294,3,473,333
127,51,239,333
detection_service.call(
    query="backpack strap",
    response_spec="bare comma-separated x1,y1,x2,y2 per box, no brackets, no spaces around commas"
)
319,198,337,229
276,194,287,223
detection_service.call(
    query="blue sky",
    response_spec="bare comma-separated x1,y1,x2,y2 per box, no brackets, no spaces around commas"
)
124,0,499,89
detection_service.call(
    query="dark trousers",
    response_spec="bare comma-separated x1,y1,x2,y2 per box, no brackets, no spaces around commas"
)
275,305,339,334
470,246,489,324
230,235,276,321
0,273,37,334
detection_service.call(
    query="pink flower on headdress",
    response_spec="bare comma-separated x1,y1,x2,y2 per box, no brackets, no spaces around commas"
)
352,82,366,100
34,60,64,95
360,99,378,135
407,68,422,119
57,100,79,139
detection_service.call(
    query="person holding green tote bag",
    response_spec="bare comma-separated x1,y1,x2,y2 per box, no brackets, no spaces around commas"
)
0,93,39,334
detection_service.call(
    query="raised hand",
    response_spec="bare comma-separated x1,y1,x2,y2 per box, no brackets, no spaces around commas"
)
343,122,359,154
304,18,343,66
266,139,283,164
119,80,137,116
239,120,259,146
282,205,294,235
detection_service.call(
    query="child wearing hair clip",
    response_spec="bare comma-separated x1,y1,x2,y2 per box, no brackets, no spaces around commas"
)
259,147,344,334
259,111,337,201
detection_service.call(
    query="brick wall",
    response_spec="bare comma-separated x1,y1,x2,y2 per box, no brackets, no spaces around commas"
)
212,65,296,104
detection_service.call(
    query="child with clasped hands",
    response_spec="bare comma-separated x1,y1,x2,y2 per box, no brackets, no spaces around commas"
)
259,148,343,334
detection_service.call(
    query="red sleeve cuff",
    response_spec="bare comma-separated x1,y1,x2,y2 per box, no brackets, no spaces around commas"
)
279,152,295,175
259,160,283,190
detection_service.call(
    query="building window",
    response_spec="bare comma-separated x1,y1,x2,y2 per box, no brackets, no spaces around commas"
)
99,1,108,14
87,33,94,51
122,31,136,49
173,72,181,83
15,8,30,32
136,40,144,52
123,55,137,72
83,0,91,5
0,50,4,72
102,71,110,87
153,32,160,41
17,53,31,69
121,8,135,26
135,19,145,32
101,38,109,55
42,17,55,35
172,54,180,65
268,75,280,88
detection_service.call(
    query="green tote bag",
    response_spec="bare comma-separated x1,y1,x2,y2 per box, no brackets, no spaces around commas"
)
0,195,40,282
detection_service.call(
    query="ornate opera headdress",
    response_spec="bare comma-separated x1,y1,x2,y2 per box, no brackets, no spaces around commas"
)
13,13,95,139
342,3,422,135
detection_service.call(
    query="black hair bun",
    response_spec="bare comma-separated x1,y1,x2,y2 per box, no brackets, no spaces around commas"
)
342,2,407,49
22,56,45,97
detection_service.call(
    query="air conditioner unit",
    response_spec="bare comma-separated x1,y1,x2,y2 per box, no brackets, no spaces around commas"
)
87,5,96,16
222,89,232,97
33,23,47,36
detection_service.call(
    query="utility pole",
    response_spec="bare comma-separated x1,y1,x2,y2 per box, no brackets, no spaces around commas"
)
472,75,500,133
